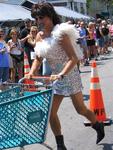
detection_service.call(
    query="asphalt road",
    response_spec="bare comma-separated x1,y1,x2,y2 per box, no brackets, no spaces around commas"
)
7,51,113,150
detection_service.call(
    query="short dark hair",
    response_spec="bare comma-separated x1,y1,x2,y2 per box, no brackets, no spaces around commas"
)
31,2,61,25
24,18,31,23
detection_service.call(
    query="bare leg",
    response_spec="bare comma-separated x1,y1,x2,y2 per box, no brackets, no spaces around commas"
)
71,91,97,124
50,94,64,136
71,91,105,144
49,95,67,149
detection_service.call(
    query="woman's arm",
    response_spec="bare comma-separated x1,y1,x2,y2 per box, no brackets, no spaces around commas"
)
27,38,36,47
27,56,42,78
20,34,30,43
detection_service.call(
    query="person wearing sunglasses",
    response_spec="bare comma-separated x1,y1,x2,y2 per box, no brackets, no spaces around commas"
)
26,3,105,150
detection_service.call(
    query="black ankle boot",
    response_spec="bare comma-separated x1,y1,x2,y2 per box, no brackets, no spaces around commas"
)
92,121,105,144
55,135,67,150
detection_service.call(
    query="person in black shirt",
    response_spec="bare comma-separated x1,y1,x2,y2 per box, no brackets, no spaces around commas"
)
95,18,104,55
101,20,109,54
20,18,33,67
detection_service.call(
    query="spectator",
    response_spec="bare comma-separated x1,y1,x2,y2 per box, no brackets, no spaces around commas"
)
101,20,110,54
0,28,10,86
20,18,33,67
78,21,89,66
8,28,23,82
95,18,104,56
22,26,38,65
87,22,97,60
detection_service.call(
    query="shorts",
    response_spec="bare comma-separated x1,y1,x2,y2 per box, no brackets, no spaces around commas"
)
96,38,104,48
103,35,109,43
87,39,95,46
0,67,9,82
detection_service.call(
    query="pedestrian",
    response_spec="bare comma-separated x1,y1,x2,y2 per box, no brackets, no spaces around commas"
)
20,18,33,67
7,28,23,82
87,22,97,60
21,26,38,64
27,2,105,150
95,18,104,56
78,21,89,66
0,28,10,89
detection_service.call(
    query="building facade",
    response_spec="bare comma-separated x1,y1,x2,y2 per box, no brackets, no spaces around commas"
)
2,0,87,15
46,0,87,15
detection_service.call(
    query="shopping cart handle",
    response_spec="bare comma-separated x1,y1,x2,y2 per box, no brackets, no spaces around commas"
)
32,76,50,80
18,76,51,84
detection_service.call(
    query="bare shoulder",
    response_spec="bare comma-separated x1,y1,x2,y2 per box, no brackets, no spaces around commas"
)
36,31,44,42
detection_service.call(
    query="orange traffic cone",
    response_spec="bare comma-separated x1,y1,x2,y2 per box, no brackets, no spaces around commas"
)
24,52,30,76
84,61,111,126
24,52,37,92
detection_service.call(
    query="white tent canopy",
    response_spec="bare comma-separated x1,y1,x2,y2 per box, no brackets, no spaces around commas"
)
0,3,32,21
54,6,91,19
0,3,91,22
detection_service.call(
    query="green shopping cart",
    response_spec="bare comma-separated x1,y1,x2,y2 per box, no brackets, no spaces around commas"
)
0,76,53,150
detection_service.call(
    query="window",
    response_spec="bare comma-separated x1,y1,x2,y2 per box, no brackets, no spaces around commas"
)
80,3,85,14
74,2,78,12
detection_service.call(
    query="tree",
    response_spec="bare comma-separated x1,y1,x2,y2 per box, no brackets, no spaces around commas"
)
86,0,92,9
98,0,113,18
98,0,113,5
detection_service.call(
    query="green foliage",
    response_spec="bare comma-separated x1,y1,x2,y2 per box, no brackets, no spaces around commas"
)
86,0,92,8
98,0,113,5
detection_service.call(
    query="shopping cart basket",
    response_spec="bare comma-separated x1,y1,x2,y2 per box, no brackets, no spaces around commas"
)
0,76,53,150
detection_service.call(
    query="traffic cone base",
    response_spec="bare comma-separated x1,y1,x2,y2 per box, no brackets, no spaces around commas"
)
84,117,112,126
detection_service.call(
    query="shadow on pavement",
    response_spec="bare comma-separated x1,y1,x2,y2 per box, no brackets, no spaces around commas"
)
100,57,113,61
96,61,105,65
99,143,113,150
81,70,91,74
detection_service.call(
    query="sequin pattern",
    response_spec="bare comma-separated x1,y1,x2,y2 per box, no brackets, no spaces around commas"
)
34,25,83,96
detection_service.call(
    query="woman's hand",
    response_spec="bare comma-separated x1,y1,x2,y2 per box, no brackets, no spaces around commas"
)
25,73,34,79
50,74,64,81
0,48,6,54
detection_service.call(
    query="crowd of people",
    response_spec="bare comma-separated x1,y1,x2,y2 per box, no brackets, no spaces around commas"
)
0,18,38,83
0,2,113,149
0,15,113,83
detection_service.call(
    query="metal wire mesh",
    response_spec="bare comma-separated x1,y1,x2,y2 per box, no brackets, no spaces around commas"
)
0,89,53,149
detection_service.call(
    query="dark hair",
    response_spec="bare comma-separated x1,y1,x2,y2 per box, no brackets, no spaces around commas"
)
96,18,102,24
24,18,31,23
31,2,61,25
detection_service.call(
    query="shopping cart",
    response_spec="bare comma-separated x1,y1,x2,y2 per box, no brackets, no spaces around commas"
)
0,76,53,150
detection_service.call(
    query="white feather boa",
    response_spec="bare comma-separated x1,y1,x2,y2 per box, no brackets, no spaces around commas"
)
52,23,83,60
34,23,83,59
